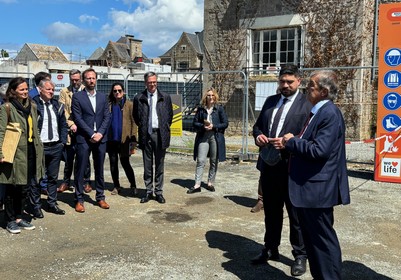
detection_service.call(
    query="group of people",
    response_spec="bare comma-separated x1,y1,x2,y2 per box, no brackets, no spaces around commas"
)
0,64,350,279
0,70,177,232
251,64,350,280
0,69,229,233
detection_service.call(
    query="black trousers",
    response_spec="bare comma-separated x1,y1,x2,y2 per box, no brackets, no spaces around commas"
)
107,141,136,188
142,130,166,195
260,160,307,259
5,143,36,222
30,143,63,209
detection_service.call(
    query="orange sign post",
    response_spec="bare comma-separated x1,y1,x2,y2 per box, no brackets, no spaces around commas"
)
375,3,401,182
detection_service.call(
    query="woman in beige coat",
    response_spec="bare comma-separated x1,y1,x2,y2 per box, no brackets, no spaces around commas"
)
0,77,44,234
107,82,138,196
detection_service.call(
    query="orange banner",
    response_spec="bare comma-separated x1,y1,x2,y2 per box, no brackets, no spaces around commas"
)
375,3,401,183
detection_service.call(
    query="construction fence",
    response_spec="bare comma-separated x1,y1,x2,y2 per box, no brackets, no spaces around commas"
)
0,66,378,160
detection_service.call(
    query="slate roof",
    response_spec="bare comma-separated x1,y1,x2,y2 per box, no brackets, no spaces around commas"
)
87,47,104,60
160,31,204,58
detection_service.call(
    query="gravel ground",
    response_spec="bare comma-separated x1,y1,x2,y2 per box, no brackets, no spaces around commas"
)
1,140,400,280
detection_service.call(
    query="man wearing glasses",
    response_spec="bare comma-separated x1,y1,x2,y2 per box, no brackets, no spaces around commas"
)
133,72,173,204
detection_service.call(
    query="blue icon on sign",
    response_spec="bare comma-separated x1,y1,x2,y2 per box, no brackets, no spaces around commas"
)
383,92,401,110
385,48,401,67
384,71,401,88
382,114,401,132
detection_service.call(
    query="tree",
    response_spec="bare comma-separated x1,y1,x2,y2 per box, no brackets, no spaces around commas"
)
1,49,9,58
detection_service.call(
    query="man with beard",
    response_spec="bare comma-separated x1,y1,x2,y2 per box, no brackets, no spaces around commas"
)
251,65,312,277
71,69,110,213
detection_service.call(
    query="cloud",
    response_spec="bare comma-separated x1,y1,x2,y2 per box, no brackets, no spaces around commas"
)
79,14,99,24
43,22,100,45
0,0,18,3
106,0,204,57
40,0,204,58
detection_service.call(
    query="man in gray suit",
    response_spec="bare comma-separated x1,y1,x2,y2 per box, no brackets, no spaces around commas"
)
251,65,312,277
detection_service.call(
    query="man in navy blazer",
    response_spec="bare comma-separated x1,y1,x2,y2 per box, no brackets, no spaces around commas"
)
282,70,350,280
252,65,312,277
71,68,111,213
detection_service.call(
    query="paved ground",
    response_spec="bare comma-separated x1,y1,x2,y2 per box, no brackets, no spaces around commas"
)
0,142,400,280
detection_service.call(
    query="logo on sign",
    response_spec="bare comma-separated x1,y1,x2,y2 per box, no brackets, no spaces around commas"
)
384,71,401,88
57,74,63,80
388,8,401,21
383,92,401,110
381,158,401,177
384,48,401,67
382,114,401,132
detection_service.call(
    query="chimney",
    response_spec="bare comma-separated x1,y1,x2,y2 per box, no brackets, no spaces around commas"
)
125,34,142,60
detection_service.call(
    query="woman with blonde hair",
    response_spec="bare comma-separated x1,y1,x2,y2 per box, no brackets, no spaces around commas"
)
187,88,228,194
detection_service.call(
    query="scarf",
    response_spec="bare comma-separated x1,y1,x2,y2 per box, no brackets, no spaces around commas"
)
10,98,33,142
110,97,125,142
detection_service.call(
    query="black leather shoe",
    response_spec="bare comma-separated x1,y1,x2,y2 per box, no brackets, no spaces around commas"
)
291,257,307,276
187,187,201,194
204,185,215,192
251,248,279,265
33,208,44,219
48,205,66,215
140,194,154,203
155,194,166,204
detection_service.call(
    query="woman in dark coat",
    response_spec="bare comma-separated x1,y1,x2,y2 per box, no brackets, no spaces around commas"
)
187,88,228,194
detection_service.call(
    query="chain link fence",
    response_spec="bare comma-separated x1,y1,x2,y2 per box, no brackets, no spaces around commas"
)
0,67,378,160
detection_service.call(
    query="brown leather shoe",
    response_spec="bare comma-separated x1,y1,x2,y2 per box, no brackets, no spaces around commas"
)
98,200,110,209
84,184,92,193
251,200,264,213
75,202,85,213
57,182,69,193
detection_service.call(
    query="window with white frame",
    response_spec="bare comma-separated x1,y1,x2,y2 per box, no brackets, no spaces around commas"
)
252,27,302,69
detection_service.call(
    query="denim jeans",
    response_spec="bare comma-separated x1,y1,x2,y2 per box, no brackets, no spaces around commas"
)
195,131,218,185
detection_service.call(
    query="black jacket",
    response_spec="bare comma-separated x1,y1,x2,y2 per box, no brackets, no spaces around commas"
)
133,89,173,150
32,95,68,145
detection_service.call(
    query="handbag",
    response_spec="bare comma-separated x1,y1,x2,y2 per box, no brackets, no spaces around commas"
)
1,103,22,163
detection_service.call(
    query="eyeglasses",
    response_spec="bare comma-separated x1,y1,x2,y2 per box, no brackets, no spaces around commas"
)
113,89,123,93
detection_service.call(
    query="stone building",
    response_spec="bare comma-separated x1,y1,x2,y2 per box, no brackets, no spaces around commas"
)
202,0,384,140
14,43,69,64
86,35,150,68
159,31,204,71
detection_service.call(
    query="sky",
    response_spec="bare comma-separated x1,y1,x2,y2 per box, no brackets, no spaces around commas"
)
0,0,204,60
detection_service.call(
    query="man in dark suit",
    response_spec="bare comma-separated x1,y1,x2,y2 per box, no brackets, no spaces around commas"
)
281,70,350,280
31,79,68,217
71,68,111,213
251,65,312,277
133,71,173,204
